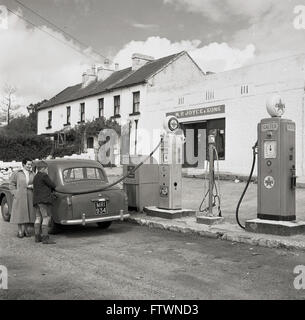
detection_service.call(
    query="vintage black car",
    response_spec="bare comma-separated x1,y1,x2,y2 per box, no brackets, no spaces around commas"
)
0,159,129,233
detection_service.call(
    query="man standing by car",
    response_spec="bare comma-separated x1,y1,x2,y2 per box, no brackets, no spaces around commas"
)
33,161,56,244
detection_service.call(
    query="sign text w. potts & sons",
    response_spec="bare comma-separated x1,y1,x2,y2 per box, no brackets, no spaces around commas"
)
166,104,225,119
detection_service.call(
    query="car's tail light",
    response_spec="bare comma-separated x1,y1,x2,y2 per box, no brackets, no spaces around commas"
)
67,195,72,207
66,195,73,217
124,192,128,214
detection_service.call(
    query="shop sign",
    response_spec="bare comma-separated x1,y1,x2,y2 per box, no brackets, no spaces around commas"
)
166,105,225,119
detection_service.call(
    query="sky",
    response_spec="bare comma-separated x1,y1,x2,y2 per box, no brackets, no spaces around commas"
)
0,0,304,113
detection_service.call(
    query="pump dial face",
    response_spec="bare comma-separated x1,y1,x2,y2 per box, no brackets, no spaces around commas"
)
264,140,277,159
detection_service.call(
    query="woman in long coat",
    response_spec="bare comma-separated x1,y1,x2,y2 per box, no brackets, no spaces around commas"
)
9,158,36,238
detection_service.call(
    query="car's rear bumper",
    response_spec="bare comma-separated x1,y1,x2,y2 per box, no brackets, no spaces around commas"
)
60,211,130,226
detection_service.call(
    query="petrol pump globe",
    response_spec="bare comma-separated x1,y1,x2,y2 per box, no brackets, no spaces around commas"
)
164,116,179,133
266,94,285,117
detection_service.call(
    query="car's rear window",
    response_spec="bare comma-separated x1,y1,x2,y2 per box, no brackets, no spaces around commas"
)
62,167,105,183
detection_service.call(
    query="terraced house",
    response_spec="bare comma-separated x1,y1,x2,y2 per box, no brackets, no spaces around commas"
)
38,51,305,180
37,51,205,164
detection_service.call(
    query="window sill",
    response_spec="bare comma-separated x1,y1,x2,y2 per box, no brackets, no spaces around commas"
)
45,126,52,130
111,114,121,119
129,112,140,116
77,121,85,124
63,123,71,127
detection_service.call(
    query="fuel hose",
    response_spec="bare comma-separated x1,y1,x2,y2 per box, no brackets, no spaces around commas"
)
235,141,258,229
55,138,162,195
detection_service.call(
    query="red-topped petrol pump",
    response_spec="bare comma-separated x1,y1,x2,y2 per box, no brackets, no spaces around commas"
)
236,94,305,235
257,95,296,221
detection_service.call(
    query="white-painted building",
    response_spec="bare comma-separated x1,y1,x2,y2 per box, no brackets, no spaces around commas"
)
37,51,205,164
144,53,305,179
38,52,305,179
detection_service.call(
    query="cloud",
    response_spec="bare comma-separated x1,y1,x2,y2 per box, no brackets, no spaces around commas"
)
113,36,256,72
0,9,98,113
132,23,159,30
54,0,91,15
164,0,277,23
165,0,305,59
232,0,304,57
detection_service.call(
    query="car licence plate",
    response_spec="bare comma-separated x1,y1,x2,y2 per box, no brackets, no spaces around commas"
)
94,200,107,215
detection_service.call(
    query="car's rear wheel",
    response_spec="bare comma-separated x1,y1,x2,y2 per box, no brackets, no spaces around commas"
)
97,221,112,229
1,196,10,222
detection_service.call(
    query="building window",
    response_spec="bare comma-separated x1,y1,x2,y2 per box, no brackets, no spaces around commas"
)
178,97,185,105
205,90,215,101
66,106,71,125
114,95,120,116
98,98,104,118
87,137,94,149
80,103,85,122
241,85,249,95
132,91,140,114
47,111,52,129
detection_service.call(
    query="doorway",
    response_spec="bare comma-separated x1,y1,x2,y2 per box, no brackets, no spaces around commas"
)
181,121,207,168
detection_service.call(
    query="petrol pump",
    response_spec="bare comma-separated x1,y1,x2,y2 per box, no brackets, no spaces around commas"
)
236,94,305,235
196,129,223,225
158,116,184,210
144,115,196,218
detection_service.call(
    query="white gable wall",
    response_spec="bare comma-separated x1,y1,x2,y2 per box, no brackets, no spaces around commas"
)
135,53,205,156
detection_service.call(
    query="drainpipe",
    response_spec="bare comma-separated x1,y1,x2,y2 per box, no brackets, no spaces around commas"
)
134,119,139,155
302,94,305,176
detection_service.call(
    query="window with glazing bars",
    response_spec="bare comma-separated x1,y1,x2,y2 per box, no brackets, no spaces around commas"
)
98,98,104,117
132,91,140,113
80,103,85,122
114,95,120,115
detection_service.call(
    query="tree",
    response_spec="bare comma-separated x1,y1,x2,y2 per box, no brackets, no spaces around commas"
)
26,99,48,134
0,84,20,125
1,99,48,136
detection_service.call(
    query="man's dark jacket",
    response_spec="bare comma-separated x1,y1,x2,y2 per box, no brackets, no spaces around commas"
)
33,172,56,206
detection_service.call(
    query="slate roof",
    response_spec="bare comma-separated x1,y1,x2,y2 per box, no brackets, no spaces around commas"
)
39,51,186,110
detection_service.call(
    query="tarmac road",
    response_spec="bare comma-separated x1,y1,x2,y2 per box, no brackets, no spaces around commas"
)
1,219,305,300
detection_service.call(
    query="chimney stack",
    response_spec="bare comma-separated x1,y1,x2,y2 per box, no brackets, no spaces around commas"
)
97,61,115,82
82,65,97,88
132,53,154,71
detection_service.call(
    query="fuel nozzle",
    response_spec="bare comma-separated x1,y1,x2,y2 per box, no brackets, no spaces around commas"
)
291,165,297,189
252,141,258,154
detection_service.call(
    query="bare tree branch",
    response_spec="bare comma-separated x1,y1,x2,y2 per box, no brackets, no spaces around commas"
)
0,84,19,124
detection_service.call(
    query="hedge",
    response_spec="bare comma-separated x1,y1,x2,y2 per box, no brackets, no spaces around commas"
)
52,145,80,158
0,135,53,161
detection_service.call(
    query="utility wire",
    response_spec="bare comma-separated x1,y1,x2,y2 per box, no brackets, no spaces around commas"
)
12,0,112,63
6,7,103,63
